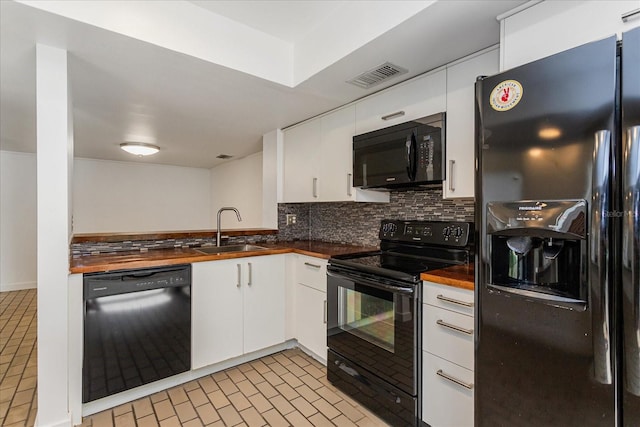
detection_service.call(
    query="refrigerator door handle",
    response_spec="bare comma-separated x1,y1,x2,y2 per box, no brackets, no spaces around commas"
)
591,129,613,385
623,125,640,396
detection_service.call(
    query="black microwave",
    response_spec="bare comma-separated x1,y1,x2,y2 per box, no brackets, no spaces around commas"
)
353,112,445,190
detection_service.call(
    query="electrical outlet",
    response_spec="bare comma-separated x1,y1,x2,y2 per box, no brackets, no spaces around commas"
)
286,214,297,225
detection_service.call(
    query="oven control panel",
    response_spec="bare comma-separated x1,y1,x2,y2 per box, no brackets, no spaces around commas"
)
379,220,472,246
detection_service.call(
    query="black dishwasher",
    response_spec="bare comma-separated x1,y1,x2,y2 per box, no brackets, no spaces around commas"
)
83,264,191,403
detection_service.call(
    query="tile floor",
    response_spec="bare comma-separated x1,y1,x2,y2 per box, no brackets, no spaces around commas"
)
0,289,38,427
0,289,389,427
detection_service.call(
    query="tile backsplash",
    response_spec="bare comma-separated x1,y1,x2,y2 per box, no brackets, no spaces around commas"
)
73,188,474,255
71,235,279,257
279,188,474,246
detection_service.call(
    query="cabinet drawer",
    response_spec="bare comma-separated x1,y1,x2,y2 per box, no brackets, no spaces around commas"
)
423,352,474,427
423,305,474,370
355,69,446,134
295,256,327,292
424,281,474,317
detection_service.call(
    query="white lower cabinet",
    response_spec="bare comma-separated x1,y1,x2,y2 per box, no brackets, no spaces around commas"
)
293,255,328,361
422,281,475,427
295,283,327,361
423,352,474,427
192,255,285,369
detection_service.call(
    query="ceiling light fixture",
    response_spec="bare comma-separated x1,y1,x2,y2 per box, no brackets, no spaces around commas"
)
120,142,160,156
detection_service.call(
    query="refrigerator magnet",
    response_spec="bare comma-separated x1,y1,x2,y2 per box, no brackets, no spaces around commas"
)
490,80,523,111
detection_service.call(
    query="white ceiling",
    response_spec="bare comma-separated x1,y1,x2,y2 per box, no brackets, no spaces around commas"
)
188,1,345,43
0,0,528,169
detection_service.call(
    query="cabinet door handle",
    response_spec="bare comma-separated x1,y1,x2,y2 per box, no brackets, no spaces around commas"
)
236,264,241,288
247,262,252,286
436,294,474,308
313,177,318,198
347,173,352,197
323,300,327,324
304,262,322,269
381,111,405,121
448,159,456,192
436,319,473,335
436,369,474,390
621,8,640,22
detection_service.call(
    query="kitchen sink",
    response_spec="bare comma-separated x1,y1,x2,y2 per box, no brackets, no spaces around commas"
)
195,244,269,255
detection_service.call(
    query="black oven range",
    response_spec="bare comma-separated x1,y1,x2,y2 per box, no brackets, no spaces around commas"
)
326,219,473,426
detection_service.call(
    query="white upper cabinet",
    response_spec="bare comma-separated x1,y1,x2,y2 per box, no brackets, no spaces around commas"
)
501,0,640,70
283,106,388,203
283,118,321,203
443,48,499,199
320,106,356,202
354,68,446,134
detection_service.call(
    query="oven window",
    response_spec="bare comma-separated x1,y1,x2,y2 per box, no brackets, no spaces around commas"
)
338,287,395,353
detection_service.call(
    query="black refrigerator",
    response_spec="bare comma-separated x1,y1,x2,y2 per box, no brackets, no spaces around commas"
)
475,27,639,427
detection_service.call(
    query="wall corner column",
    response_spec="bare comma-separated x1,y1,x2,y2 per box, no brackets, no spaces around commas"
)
36,43,73,427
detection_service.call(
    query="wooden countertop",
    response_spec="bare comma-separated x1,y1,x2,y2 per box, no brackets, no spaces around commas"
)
70,240,379,274
421,263,475,291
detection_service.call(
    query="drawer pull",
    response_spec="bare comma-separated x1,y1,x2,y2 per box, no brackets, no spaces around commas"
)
236,264,242,288
304,262,322,269
436,319,473,335
448,159,456,192
323,300,327,324
381,111,405,121
436,369,474,390
437,294,474,308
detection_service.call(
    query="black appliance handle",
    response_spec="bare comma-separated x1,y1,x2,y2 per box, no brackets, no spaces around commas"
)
623,125,640,396
327,270,414,295
406,131,417,181
591,129,613,385
333,358,404,404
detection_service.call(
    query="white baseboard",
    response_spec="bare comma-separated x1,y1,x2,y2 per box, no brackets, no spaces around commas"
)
35,412,72,427
0,281,37,292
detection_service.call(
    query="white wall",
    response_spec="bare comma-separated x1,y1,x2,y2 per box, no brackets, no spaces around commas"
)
0,151,37,291
73,158,212,233
211,152,263,229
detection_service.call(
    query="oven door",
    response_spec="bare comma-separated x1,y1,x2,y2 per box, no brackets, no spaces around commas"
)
326,267,420,396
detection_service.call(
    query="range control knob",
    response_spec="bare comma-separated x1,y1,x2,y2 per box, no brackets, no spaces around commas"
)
454,227,464,238
442,227,451,237
382,223,397,234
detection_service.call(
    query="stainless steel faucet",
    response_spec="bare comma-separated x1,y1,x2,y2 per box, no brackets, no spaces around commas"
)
217,207,242,247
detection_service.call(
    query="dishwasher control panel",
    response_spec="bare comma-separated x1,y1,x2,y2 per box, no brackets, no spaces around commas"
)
83,264,191,299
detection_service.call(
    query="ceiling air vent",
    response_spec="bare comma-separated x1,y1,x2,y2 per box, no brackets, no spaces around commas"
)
216,154,233,159
347,62,408,89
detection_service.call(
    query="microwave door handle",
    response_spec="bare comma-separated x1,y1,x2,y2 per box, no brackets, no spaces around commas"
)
406,132,417,181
